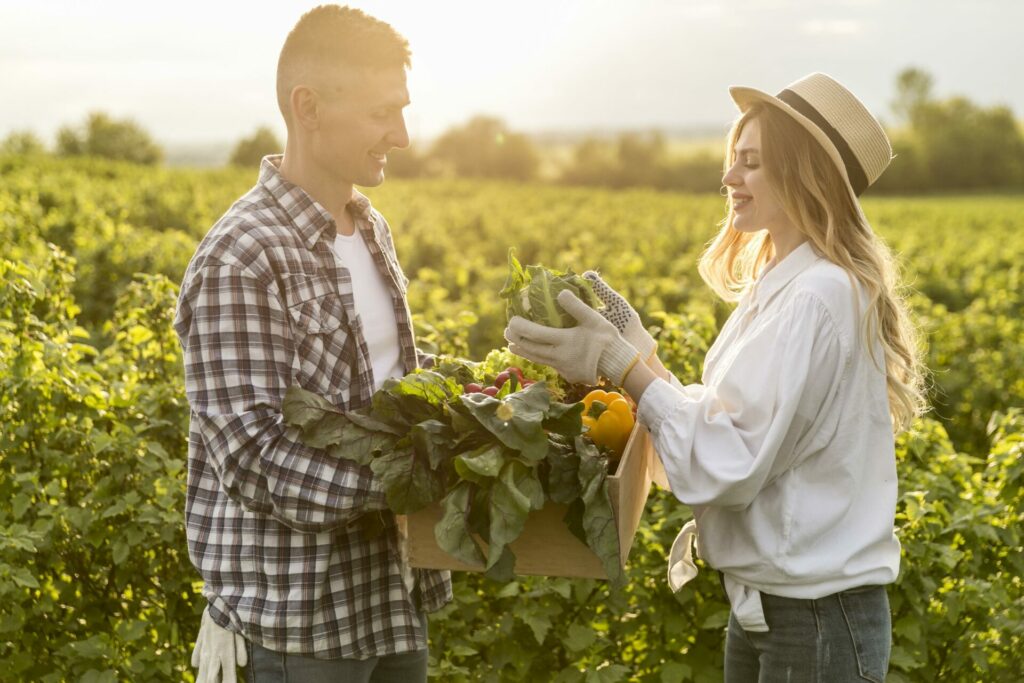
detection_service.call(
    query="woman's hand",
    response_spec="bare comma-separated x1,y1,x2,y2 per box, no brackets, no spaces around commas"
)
505,290,641,386
583,271,658,361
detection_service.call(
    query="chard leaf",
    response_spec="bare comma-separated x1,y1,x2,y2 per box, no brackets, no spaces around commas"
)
386,370,461,406
483,545,517,583
326,421,399,467
542,397,585,436
487,460,544,570
454,443,507,484
411,419,454,471
563,499,587,546
370,370,456,430
282,385,345,436
435,481,486,567
369,446,444,514
432,357,479,386
545,442,581,504
577,436,624,586
346,411,405,436
459,382,551,461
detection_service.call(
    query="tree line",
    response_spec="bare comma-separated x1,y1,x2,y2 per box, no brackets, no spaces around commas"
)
2,68,1021,194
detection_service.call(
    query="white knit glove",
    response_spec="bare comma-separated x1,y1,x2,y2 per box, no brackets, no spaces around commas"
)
505,290,641,386
191,606,247,683
583,271,657,361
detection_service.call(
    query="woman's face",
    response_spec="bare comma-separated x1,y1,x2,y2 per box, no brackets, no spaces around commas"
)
723,117,791,235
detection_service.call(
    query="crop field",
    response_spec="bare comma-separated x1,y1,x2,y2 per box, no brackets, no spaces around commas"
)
1,155,1022,681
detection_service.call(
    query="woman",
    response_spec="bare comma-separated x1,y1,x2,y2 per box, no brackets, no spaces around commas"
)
505,73,926,682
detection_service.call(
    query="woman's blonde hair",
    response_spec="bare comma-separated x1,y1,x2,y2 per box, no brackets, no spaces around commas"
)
698,103,926,433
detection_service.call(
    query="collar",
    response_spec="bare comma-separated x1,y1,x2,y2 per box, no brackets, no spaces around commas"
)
749,241,821,311
258,155,375,251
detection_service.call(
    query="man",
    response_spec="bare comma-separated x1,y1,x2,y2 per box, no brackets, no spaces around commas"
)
174,6,451,682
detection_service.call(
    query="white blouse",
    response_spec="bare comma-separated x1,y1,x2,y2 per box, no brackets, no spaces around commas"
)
637,241,900,631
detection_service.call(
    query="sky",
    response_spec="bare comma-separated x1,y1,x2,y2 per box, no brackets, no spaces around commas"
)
1,0,1022,148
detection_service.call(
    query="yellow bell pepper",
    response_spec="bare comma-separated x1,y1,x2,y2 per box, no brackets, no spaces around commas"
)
580,389,635,456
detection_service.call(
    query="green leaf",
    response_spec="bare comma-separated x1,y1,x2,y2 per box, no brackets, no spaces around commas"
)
577,437,622,586
411,419,454,471
435,481,486,567
483,545,517,583
520,610,553,644
454,443,507,484
346,410,405,435
11,494,31,520
699,608,729,630
563,623,596,652
327,420,399,467
586,665,631,683
460,382,551,461
545,441,581,504
543,397,585,436
112,540,130,566
282,385,343,430
487,460,544,570
369,447,444,514
80,671,118,683
12,567,40,589
500,248,600,328
660,662,692,682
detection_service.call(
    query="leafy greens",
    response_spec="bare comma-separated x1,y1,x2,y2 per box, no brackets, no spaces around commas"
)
282,358,624,585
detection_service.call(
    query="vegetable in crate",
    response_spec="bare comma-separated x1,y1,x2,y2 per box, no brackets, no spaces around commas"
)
580,389,635,457
500,248,601,328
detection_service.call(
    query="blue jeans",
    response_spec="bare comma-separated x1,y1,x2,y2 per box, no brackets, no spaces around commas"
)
244,641,428,683
724,585,891,683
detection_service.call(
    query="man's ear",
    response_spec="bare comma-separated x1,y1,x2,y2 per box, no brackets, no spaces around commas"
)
290,85,320,132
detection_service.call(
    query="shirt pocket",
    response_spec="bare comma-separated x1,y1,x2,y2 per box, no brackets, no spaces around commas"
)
282,274,353,401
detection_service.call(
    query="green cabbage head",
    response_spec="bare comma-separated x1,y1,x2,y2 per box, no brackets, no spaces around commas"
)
500,248,601,328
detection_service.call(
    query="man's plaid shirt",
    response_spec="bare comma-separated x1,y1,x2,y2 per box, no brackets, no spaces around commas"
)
173,156,451,659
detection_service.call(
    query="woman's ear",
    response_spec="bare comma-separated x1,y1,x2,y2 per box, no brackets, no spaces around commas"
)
290,85,320,132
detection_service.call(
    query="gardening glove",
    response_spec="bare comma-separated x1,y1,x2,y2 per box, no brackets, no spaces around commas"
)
667,519,699,592
505,289,641,386
583,271,657,361
191,606,247,683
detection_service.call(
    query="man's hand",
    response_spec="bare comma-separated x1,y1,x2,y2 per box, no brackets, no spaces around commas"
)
191,606,247,683
583,271,658,362
505,290,641,386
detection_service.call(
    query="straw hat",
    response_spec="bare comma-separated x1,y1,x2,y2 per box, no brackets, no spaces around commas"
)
729,73,893,197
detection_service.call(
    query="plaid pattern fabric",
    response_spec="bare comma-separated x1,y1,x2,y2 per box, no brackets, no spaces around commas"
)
173,155,451,659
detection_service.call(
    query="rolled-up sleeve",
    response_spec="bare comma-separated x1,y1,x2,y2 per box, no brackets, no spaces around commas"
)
175,261,386,533
637,292,848,510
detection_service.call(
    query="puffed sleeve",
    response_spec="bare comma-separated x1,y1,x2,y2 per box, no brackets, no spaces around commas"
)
637,292,849,509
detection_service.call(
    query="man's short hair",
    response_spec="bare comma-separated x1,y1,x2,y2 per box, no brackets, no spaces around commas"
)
276,5,411,126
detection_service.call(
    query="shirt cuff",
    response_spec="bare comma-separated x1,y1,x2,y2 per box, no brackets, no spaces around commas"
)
637,377,684,433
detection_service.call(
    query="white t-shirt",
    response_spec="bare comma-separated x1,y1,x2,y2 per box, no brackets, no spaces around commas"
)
333,226,415,594
332,229,406,389
638,241,899,632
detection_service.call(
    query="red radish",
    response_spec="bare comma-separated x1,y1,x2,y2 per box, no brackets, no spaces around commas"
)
507,367,525,383
464,383,483,394
494,371,511,388
482,386,499,397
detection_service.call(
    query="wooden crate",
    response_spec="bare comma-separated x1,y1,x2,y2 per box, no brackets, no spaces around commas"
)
403,423,654,579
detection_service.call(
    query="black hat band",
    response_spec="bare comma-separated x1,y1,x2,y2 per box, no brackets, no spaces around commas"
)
777,88,870,195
